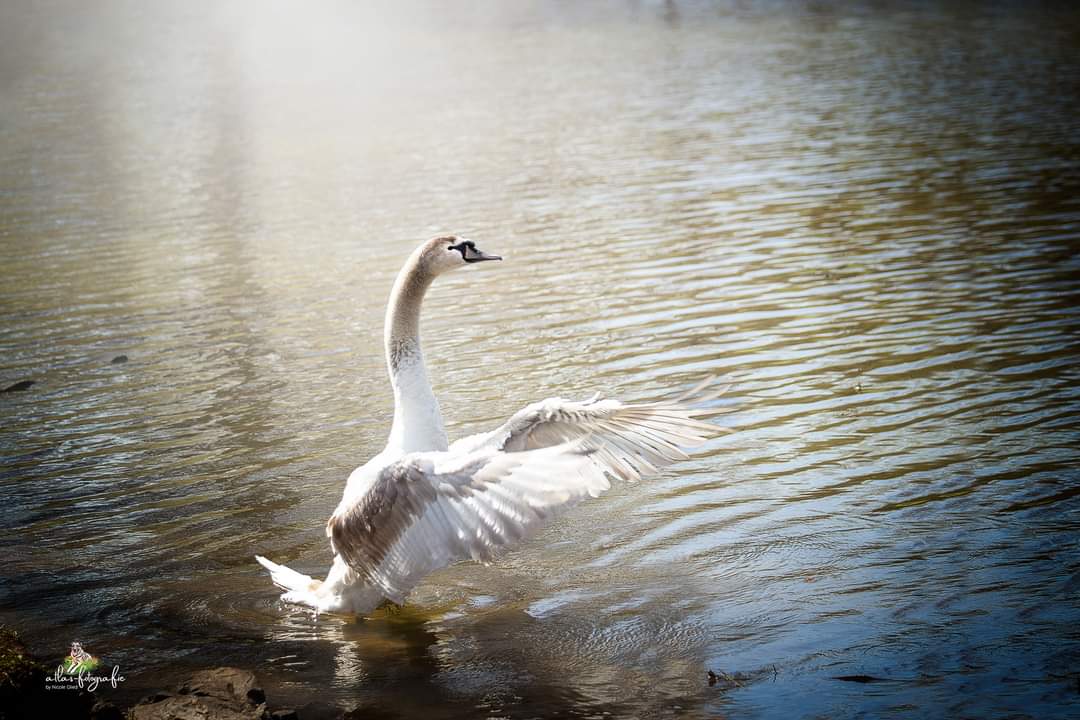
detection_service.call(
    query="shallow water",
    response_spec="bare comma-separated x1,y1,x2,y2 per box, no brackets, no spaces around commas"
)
2,1,1080,717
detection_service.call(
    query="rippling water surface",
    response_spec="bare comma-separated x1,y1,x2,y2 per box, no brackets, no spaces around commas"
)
2,1,1080,717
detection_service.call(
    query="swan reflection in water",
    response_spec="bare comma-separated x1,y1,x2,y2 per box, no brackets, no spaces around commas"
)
262,589,710,717
256,235,720,616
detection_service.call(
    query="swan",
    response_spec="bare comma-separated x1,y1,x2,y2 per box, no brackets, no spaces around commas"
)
256,235,718,614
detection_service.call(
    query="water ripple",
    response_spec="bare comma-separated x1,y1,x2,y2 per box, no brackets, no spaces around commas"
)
2,1,1080,717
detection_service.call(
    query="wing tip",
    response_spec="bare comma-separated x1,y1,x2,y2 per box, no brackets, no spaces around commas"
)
672,374,733,404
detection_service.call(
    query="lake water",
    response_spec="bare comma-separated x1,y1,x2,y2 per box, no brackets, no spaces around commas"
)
2,1,1079,717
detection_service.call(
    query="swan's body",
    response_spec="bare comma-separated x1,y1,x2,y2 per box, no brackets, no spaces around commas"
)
256,236,717,614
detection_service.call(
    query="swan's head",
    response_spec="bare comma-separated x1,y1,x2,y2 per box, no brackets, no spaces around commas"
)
420,235,501,276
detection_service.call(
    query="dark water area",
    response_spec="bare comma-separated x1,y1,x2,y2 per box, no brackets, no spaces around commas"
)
2,1,1080,717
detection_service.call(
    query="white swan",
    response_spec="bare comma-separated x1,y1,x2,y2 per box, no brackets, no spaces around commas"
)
256,235,717,614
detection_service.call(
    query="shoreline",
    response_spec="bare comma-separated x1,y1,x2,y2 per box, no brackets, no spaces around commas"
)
0,625,364,720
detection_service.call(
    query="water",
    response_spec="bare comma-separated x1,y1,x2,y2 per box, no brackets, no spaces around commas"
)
2,1,1079,717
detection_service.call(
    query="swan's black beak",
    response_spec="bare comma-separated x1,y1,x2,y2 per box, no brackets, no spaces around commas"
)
452,240,502,263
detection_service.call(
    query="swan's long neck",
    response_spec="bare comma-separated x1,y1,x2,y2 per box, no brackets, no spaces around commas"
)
384,252,448,454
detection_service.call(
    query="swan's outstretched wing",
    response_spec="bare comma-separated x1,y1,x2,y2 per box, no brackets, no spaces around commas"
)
326,443,608,601
450,392,718,482
327,392,719,601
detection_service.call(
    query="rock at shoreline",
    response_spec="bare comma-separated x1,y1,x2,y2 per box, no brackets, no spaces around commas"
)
129,667,267,720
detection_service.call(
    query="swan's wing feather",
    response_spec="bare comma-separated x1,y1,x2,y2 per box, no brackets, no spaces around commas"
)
328,390,720,601
452,394,718,482
326,444,609,600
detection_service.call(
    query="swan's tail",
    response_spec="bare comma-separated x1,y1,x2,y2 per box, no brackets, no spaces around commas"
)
255,555,320,594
